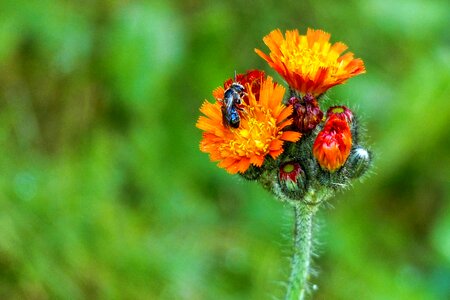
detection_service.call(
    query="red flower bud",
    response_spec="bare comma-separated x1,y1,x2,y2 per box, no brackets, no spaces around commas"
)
313,115,352,172
326,105,353,124
278,162,306,194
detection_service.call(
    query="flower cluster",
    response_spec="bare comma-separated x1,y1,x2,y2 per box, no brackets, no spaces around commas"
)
197,28,371,203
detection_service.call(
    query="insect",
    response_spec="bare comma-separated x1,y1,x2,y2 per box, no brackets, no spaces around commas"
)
221,73,246,128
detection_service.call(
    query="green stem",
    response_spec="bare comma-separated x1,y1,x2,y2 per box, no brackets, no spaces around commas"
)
285,202,318,300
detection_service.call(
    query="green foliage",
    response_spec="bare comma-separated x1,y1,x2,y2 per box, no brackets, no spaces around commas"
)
0,0,449,299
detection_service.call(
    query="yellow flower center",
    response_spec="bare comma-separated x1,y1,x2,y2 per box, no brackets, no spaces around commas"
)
280,41,340,76
224,104,280,157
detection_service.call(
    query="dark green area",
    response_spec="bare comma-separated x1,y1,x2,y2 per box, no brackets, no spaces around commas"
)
0,0,449,299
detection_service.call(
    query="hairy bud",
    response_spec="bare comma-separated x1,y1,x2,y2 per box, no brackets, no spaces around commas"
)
326,105,353,124
278,162,307,199
345,146,371,179
313,116,352,172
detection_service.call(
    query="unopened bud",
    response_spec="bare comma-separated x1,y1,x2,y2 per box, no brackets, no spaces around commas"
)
278,162,307,198
345,146,371,179
313,115,352,172
326,106,353,124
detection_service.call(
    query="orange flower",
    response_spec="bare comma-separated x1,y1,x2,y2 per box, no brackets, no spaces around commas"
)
313,115,352,172
197,76,301,174
255,28,365,97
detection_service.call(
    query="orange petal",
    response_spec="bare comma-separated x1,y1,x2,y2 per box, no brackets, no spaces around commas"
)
281,131,302,142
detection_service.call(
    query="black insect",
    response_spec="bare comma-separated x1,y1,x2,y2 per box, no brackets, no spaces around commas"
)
221,80,246,128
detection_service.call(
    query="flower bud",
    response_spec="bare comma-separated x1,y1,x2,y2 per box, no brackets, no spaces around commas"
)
289,93,323,133
278,162,307,198
345,146,371,179
313,115,352,172
326,105,353,124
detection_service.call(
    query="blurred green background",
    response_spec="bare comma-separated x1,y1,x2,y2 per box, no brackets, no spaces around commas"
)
0,0,449,299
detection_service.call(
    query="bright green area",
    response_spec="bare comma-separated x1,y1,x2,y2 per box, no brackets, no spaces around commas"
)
0,0,449,299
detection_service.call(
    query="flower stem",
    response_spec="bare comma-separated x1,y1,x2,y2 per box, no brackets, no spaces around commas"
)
285,202,318,300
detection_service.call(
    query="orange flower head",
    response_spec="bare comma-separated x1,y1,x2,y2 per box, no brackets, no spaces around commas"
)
255,28,366,97
197,76,301,174
313,115,352,172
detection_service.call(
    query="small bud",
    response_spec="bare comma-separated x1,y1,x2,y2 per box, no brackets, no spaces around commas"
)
289,93,323,133
278,162,307,198
326,105,353,124
345,146,371,179
313,115,352,172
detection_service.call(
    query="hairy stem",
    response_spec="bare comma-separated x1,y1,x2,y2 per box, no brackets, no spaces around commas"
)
285,202,319,300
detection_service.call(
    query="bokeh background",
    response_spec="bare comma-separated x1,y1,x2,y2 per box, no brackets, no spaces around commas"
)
0,0,449,299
